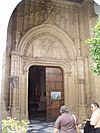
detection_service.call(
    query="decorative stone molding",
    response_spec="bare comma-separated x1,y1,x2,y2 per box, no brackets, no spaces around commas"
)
78,79,85,84
24,32,69,60
11,0,80,50
17,24,77,58
10,75,19,89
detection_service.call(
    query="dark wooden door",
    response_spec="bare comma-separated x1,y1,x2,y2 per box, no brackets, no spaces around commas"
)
46,67,64,121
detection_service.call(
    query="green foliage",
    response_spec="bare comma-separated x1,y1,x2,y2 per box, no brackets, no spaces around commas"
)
2,117,29,133
86,16,100,75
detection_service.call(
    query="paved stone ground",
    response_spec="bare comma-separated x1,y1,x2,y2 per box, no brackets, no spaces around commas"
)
27,119,54,133
27,118,84,133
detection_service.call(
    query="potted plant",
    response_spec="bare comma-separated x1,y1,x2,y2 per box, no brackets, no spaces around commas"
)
2,117,29,133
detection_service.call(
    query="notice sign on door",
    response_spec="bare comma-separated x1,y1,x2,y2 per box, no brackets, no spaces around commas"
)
51,91,61,100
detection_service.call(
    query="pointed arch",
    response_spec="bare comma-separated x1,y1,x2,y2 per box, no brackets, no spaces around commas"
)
17,24,77,58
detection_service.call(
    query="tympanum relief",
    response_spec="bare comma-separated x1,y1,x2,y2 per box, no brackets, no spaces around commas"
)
24,33,69,61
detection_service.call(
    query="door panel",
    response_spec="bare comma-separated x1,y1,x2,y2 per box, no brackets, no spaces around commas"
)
46,67,64,121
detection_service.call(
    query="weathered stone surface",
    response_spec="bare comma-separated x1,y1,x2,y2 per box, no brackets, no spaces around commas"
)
3,0,99,121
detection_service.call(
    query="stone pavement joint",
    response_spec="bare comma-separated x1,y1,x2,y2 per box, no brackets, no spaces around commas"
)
27,119,54,133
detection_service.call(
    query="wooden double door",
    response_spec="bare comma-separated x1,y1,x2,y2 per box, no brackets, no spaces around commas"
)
28,66,64,121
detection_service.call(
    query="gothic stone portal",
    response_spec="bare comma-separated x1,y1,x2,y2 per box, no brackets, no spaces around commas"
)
4,0,96,121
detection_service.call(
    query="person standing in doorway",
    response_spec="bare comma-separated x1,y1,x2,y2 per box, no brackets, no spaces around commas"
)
53,105,81,133
90,102,100,133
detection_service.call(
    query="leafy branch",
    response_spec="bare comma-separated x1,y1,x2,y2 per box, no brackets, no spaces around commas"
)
86,16,100,75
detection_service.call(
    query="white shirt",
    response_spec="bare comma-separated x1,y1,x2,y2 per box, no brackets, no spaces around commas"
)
90,108,100,128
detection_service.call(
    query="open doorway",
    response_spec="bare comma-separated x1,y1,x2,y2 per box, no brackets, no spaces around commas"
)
28,66,46,120
28,65,64,121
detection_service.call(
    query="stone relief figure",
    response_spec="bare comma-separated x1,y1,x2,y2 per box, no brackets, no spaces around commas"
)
26,34,69,60
27,44,34,57
34,39,42,57
10,76,19,89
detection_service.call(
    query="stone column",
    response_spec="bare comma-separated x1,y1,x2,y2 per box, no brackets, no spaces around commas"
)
77,57,87,120
9,75,19,118
9,51,20,119
64,64,71,106
94,76,100,104
19,69,28,119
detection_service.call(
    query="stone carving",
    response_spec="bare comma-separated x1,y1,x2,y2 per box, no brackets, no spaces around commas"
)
24,33,69,61
11,55,19,75
78,79,85,84
50,6,79,41
11,0,79,50
10,75,19,89
22,60,28,75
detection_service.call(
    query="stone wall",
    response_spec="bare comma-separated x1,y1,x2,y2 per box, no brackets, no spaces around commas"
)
3,0,98,120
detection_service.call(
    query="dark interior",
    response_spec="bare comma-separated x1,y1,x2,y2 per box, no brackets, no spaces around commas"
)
28,66,46,120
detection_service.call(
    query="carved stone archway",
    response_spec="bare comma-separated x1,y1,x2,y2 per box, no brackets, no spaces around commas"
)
17,24,77,57
12,24,78,116
3,0,100,122
10,23,86,119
